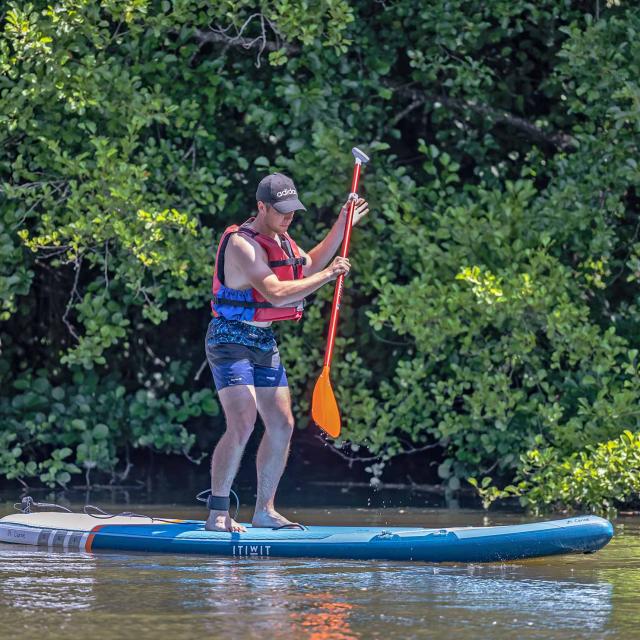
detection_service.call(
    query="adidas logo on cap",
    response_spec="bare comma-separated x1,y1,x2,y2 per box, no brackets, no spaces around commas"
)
256,172,307,213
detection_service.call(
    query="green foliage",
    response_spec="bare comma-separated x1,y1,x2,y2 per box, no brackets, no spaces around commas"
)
470,430,640,516
0,0,638,508
468,477,521,511
0,368,217,488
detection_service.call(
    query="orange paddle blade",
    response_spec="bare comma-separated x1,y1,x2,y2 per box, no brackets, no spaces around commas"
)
311,365,341,438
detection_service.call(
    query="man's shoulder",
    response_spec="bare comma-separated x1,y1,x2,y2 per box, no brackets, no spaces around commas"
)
226,230,267,262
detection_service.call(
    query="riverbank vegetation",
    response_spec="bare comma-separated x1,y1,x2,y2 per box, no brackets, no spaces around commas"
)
1,1,638,514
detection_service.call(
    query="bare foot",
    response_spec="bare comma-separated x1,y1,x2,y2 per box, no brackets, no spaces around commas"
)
205,510,246,533
252,509,293,528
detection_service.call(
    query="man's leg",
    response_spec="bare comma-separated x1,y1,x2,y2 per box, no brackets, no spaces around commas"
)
252,385,295,527
206,384,257,533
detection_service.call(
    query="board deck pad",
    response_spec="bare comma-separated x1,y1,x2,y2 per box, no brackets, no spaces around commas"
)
0,512,614,563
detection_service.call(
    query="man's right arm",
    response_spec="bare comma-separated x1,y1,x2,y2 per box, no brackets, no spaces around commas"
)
227,235,350,307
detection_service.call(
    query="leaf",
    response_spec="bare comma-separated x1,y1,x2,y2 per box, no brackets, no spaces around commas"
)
51,387,65,401
92,423,110,439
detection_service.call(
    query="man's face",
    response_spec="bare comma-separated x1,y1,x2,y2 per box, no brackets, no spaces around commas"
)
259,202,295,233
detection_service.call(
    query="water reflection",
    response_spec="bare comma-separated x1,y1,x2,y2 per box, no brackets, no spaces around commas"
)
292,594,357,640
0,547,96,611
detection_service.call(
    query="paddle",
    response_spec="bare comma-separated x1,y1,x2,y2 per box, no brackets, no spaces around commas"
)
312,147,370,438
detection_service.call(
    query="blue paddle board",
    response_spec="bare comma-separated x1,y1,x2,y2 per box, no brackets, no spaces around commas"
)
0,512,613,563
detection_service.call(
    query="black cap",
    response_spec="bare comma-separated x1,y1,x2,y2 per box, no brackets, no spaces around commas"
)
256,173,307,214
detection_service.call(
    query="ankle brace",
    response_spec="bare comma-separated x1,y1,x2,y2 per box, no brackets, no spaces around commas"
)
207,495,231,511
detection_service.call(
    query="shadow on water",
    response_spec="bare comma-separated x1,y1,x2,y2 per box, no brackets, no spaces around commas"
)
1,488,639,640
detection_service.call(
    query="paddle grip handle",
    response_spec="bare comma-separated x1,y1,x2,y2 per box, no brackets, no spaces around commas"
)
322,157,363,367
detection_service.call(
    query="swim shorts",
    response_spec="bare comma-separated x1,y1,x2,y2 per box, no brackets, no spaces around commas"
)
205,317,288,391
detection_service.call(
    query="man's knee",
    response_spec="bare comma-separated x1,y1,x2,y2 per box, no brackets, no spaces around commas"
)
266,414,294,439
225,416,256,446
283,414,295,433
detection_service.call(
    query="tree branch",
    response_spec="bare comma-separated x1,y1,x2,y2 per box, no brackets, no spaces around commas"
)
193,28,299,53
193,13,299,67
395,88,577,151
316,434,439,467
62,256,82,342
193,358,208,382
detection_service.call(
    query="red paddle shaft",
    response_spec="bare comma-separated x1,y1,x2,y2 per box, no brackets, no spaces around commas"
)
322,148,369,368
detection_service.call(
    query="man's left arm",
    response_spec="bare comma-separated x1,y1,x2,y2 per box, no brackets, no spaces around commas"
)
302,199,369,276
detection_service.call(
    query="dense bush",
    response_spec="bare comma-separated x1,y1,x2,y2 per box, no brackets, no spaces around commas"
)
471,430,640,515
1,1,638,505
0,366,216,487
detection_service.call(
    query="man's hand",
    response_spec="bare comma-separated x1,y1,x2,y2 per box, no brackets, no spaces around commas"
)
325,256,351,280
339,198,369,227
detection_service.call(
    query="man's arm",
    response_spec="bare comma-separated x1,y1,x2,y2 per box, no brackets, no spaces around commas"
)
303,198,369,276
227,234,350,307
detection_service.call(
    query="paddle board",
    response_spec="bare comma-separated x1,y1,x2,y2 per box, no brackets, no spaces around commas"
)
0,512,613,563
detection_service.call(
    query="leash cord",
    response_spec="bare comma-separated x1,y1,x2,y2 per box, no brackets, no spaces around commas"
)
14,497,72,514
15,491,241,523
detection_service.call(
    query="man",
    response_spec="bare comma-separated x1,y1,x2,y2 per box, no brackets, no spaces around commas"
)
205,172,369,532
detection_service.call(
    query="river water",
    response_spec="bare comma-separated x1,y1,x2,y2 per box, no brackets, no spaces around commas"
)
0,497,638,640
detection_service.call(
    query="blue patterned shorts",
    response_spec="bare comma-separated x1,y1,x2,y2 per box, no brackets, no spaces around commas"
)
205,318,288,391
